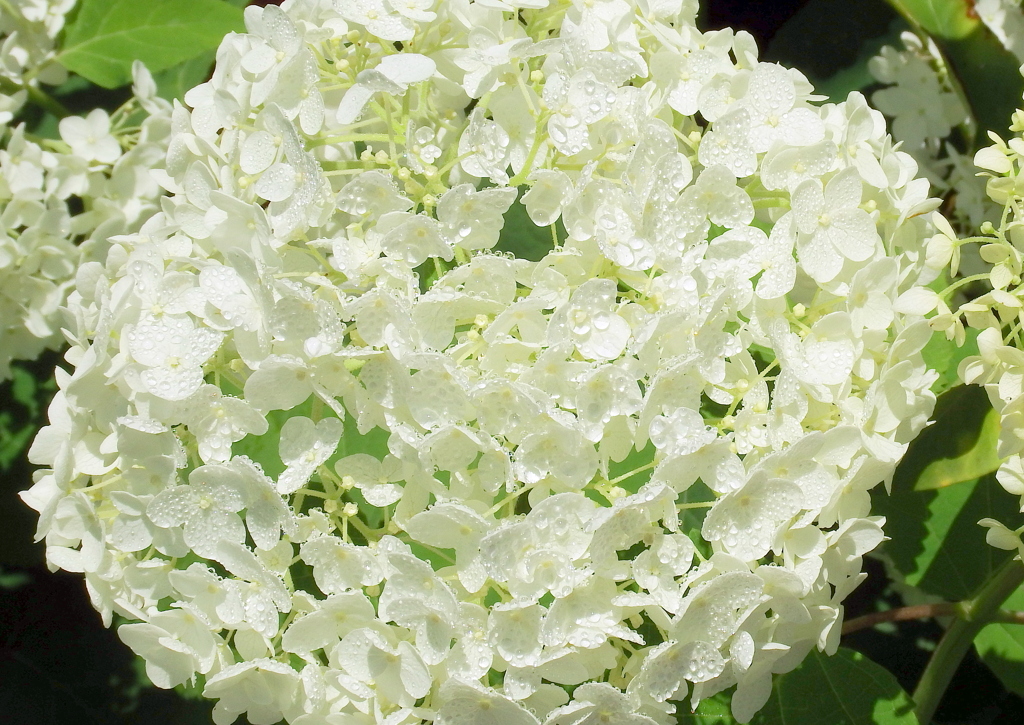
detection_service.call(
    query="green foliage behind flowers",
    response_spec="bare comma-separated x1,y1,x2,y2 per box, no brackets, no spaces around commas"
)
55,0,245,88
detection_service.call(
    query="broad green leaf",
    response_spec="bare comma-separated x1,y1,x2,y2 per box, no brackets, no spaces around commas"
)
607,441,656,494
153,51,216,104
10,367,39,416
921,326,979,395
0,568,30,590
975,584,1024,697
233,401,388,482
900,384,1003,491
496,197,561,262
885,0,980,39
335,413,391,463
941,25,1024,140
0,363,55,472
678,480,716,560
679,648,919,724
913,405,1002,490
0,417,36,472
56,0,245,89
873,468,1024,600
679,691,736,724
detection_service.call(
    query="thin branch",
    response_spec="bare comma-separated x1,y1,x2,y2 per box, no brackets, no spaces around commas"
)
842,603,961,635
992,609,1024,625
842,602,1024,635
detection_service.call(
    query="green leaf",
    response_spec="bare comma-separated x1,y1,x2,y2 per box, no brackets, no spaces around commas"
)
886,0,980,39
495,196,561,262
0,362,55,472
679,691,737,724
873,466,1024,600
56,0,244,89
607,441,655,495
9,367,39,417
921,326,979,396
940,25,1024,140
914,405,1002,490
889,384,1000,492
0,417,36,472
975,584,1024,697
892,384,1003,492
232,398,391,482
0,567,31,590
152,50,216,104
679,648,919,724
335,413,391,462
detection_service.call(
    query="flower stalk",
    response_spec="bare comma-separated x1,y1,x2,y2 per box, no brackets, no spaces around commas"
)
912,559,1024,724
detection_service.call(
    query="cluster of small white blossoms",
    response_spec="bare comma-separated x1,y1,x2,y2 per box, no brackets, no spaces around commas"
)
867,2,1024,233
867,32,996,230
939,106,1024,561
22,1,944,723
0,0,75,126
976,0,1024,67
0,63,172,379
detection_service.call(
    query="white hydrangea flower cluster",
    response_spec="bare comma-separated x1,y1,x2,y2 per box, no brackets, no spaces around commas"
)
947,112,1024,558
0,63,171,379
0,0,75,126
23,1,943,723
867,32,995,230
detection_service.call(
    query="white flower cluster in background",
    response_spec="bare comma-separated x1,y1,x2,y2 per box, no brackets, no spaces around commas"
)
977,0,1024,65
0,0,75,126
867,31,994,230
867,2,1024,234
0,63,171,379
23,1,943,723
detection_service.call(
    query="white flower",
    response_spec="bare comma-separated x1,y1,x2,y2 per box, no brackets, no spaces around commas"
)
332,628,431,707
127,316,224,401
437,183,518,251
436,678,540,725
336,52,436,123
118,607,219,688
336,0,418,41
548,278,631,361
59,108,122,163
182,385,269,463
203,658,302,725
300,535,383,594
277,416,343,494
792,168,880,283
545,682,657,725
698,108,759,178
281,591,377,655
544,69,618,156
148,465,247,558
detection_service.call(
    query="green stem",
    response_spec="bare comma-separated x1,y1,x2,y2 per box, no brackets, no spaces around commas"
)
912,558,1024,724
0,76,70,118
